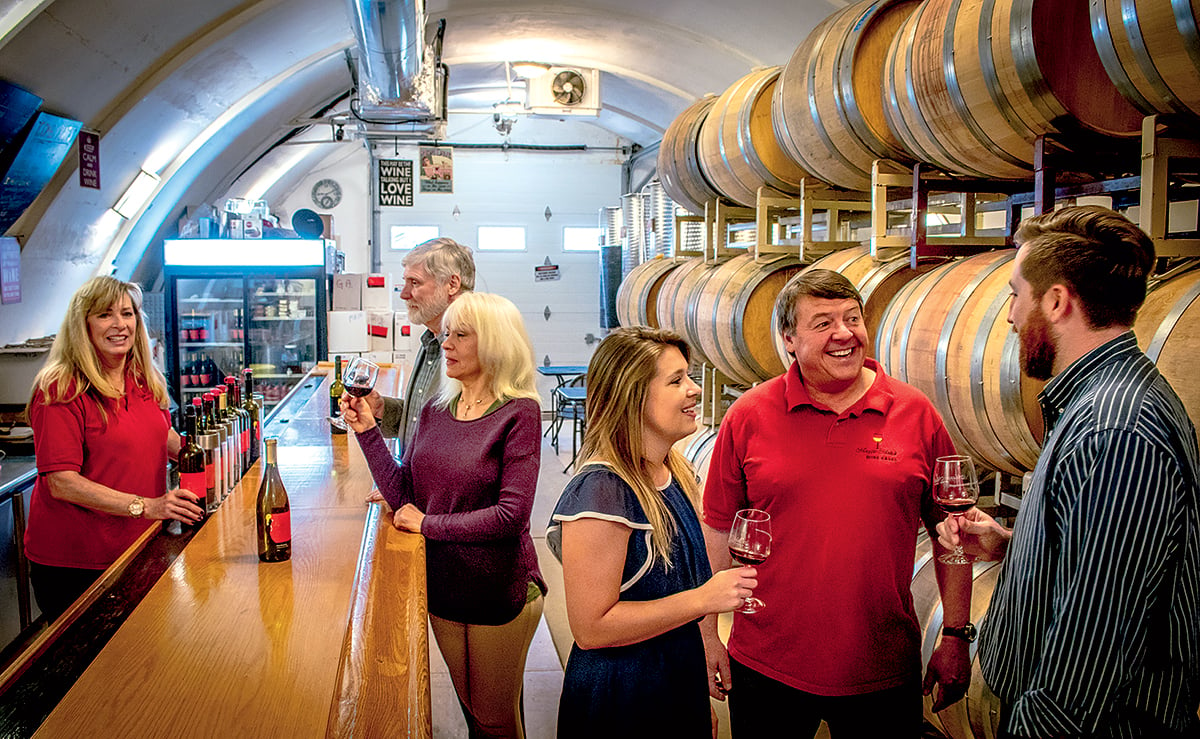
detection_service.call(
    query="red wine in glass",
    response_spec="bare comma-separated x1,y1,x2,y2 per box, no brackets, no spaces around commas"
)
727,509,771,613
933,455,980,565
342,357,379,400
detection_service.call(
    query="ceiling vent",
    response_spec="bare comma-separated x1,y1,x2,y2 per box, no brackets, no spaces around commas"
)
528,67,601,117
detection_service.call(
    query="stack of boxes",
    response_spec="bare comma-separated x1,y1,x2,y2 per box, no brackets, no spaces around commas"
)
328,273,417,377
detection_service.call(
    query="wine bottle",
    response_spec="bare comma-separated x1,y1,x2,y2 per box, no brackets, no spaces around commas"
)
225,376,252,473
192,398,220,513
329,355,346,434
178,406,207,525
202,393,228,503
242,368,262,465
199,354,212,386
256,437,291,562
215,387,240,489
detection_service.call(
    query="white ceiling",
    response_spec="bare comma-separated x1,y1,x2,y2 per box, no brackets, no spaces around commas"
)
0,0,843,342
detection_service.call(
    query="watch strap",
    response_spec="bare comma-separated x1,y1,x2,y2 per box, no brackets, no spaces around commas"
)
942,622,977,642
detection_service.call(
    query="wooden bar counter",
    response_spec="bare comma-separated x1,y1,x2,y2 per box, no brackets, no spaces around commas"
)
25,365,430,738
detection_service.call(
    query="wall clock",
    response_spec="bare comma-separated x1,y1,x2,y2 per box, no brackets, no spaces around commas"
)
311,178,342,209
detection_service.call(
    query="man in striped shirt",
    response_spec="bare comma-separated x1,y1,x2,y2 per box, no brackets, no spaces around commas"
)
939,206,1199,738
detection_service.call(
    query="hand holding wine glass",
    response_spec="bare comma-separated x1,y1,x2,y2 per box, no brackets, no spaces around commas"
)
728,509,771,613
933,455,980,565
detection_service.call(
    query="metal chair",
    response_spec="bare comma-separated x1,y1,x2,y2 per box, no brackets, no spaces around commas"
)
553,376,586,473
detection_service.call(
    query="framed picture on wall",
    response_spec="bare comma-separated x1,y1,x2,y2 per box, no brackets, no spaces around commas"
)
418,146,453,194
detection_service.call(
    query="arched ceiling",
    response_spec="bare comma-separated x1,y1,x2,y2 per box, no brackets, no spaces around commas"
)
0,0,840,344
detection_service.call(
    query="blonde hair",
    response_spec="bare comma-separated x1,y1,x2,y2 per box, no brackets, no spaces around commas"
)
434,292,540,408
31,276,169,420
578,326,700,566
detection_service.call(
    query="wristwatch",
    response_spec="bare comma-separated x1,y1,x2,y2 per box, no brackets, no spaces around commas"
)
942,622,977,642
128,496,145,518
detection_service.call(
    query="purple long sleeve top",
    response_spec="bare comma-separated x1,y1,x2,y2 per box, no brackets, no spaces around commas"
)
357,396,545,625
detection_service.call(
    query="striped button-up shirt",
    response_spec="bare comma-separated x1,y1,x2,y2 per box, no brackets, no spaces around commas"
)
979,332,1200,738
379,328,444,450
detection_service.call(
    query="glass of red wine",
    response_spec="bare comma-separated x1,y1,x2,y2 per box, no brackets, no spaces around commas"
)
933,455,980,565
343,357,379,399
728,508,771,614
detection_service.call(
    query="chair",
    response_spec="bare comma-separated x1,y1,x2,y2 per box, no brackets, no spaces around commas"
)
553,376,587,473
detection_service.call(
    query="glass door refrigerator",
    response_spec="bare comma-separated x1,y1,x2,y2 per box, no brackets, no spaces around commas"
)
163,239,329,413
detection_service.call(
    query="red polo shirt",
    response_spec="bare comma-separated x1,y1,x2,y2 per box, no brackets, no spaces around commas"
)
703,358,956,695
25,378,168,569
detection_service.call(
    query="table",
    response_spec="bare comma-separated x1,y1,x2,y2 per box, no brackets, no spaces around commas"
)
535,365,588,389
4,364,431,738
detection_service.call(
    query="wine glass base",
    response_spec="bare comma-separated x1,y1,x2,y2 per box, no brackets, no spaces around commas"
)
735,597,765,614
937,552,973,565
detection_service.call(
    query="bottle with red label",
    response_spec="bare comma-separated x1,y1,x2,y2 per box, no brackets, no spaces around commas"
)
192,397,220,513
256,437,291,562
178,405,207,525
242,368,262,465
225,376,252,474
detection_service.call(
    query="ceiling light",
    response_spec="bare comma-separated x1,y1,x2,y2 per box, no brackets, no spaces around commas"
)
511,62,550,79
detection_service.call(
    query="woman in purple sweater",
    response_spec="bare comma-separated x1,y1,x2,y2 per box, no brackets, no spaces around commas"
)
343,292,545,739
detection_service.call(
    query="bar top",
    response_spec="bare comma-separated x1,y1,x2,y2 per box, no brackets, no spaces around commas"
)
29,365,429,737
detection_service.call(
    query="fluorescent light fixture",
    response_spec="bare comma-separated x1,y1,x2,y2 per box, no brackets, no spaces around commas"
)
511,61,550,79
164,239,325,267
113,169,160,219
493,99,525,115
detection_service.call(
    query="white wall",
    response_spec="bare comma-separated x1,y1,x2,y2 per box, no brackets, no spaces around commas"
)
276,116,626,407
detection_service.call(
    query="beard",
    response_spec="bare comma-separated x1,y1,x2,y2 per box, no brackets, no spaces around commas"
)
407,291,450,327
1019,304,1057,381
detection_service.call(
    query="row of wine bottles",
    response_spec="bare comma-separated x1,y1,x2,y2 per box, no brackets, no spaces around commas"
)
181,354,235,388
176,368,291,562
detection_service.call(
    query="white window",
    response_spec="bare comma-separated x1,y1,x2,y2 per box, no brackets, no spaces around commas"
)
477,226,526,251
563,226,602,252
390,225,440,250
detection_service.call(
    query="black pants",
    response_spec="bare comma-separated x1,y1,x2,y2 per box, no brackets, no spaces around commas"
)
29,561,103,623
728,657,923,739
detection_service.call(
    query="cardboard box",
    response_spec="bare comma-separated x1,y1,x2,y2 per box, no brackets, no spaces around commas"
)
332,273,363,311
391,351,415,381
328,352,360,364
393,312,418,353
362,351,393,365
362,273,392,309
366,309,395,352
328,310,369,353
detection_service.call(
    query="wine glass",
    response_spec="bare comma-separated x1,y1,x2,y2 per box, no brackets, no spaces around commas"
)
727,509,771,614
343,357,380,399
933,455,980,565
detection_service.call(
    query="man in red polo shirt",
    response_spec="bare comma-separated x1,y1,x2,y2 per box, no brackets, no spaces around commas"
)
701,269,973,737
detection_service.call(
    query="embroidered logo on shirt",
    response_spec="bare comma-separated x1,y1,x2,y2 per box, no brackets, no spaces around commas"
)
857,433,899,461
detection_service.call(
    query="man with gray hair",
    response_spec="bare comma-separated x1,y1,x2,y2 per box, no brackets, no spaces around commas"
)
354,237,475,448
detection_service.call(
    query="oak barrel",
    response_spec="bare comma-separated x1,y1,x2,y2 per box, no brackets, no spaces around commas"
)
876,251,1045,475
1134,265,1200,445
773,0,920,192
697,67,809,207
883,0,1144,180
912,542,1004,739
655,257,720,367
658,96,725,215
771,246,942,372
692,253,806,386
615,257,682,329
1091,0,1200,119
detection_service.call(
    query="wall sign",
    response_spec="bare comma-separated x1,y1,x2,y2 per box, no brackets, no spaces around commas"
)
1,237,20,304
78,130,100,189
378,159,413,207
419,146,453,193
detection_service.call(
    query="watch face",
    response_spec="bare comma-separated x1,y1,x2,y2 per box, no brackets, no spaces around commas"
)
311,178,342,209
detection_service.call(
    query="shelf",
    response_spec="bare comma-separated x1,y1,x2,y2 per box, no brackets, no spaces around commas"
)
181,342,243,348
179,298,242,304
250,316,314,321
253,291,315,298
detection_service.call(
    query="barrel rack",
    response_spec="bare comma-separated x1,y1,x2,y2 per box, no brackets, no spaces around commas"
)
662,113,1199,484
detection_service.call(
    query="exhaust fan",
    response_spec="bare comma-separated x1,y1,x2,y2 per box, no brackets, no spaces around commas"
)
528,67,600,116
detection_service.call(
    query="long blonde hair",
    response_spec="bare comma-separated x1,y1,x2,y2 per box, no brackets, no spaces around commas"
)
434,292,540,408
579,327,700,566
31,276,168,419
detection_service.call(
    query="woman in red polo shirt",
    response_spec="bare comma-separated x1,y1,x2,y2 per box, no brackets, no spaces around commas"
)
25,276,204,621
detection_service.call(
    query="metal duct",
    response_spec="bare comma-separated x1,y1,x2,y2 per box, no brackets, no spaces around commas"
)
345,0,435,119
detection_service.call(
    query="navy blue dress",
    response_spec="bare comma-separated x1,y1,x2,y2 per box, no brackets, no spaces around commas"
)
548,465,713,737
